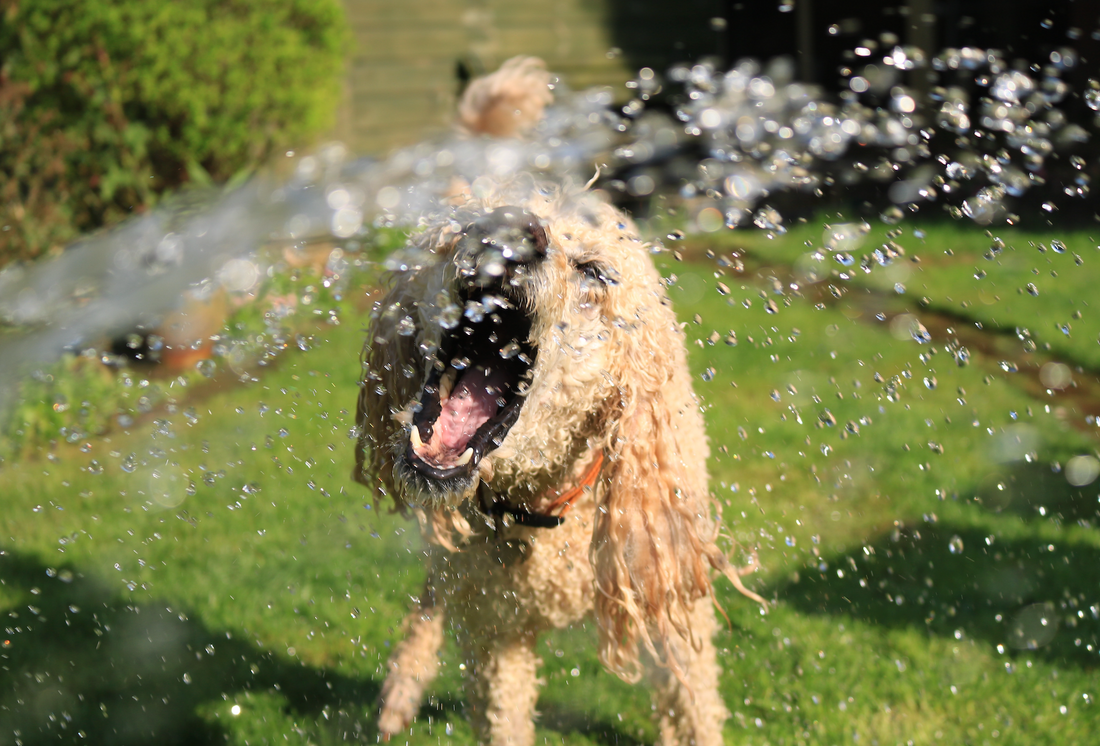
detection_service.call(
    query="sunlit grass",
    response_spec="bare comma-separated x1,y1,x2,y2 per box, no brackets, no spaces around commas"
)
3,218,1100,744
671,215,1100,368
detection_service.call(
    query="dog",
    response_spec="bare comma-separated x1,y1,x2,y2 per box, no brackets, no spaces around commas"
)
354,58,763,746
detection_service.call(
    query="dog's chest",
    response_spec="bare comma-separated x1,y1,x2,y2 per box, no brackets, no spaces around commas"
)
437,496,597,631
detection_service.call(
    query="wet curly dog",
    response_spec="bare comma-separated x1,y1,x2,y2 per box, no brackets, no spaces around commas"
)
354,58,762,746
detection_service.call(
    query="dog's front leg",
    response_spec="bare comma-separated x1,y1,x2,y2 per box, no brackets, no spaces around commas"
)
462,629,541,746
377,575,445,738
649,600,729,746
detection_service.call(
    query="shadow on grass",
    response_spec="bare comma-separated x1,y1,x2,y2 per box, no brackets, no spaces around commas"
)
537,707,647,746
0,549,649,746
0,549,382,745
776,499,1100,669
975,461,1100,526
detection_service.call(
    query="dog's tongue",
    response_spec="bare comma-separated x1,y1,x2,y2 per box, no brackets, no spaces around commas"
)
434,366,507,454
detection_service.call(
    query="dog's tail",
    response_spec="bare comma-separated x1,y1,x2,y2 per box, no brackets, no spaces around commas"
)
457,56,553,138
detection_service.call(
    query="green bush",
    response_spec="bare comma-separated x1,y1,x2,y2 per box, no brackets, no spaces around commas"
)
0,0,347,264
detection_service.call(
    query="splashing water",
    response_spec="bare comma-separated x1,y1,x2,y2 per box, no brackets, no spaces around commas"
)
5,23,1100,744
0,40,1095,421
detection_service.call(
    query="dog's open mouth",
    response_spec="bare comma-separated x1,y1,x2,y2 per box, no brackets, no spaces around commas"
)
405,289,536,481
403,206,546,483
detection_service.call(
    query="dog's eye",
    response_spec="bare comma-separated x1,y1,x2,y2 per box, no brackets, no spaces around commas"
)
575,261,617,287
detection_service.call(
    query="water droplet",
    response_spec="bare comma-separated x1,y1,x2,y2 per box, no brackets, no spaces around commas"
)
880,206,904,225
753,205,784,232
946,162,971,180
438,304,462,329
1040,361,1071,389
195,359,216,378
1066,455,1100,486
948,535,964,554
464,301,486,323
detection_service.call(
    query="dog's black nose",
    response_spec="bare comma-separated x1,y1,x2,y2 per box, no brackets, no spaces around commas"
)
459,207,548,274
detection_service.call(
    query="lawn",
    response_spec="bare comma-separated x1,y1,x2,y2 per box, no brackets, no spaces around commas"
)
3,216,1100,745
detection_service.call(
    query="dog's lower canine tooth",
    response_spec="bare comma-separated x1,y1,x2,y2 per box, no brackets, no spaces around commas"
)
410,425,424,451
439,369,456,400
454,448,474,466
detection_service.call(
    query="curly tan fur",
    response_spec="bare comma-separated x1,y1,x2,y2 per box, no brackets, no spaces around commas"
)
353,60,762,746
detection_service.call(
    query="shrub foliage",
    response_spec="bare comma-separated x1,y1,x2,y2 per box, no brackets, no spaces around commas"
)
0,0,346,264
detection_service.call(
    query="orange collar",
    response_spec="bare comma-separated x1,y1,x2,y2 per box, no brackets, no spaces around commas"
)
542,451,605,519
481,451,605,530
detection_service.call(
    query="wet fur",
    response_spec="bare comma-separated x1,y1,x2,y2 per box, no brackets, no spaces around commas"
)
354,58,762,746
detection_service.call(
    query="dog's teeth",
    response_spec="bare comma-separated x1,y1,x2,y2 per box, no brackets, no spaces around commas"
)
439,369,456,400
454,448,474,466
410,425,424,451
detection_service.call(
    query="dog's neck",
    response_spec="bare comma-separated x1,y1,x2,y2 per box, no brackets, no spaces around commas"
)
478,450,605,531
538,451,604,518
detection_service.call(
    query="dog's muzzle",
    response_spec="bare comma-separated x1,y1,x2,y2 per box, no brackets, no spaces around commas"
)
403,207,545,490
454,206,548,288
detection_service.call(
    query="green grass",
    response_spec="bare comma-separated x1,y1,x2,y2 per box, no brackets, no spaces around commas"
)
4,217,1100,745
668,216,1100,368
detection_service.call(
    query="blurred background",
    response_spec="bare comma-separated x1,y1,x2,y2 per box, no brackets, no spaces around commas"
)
333,0,1100,152
4,2,1100,745
4,0,1098,267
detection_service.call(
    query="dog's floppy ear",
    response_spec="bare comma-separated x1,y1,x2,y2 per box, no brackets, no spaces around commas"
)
591,309,762,683
353,281,424,505
353,256,482,549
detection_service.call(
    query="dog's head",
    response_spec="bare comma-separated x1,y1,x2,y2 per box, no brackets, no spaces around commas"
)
358,183,675,510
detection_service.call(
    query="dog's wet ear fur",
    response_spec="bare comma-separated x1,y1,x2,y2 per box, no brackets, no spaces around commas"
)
354,286,423,509
590,312,733,684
